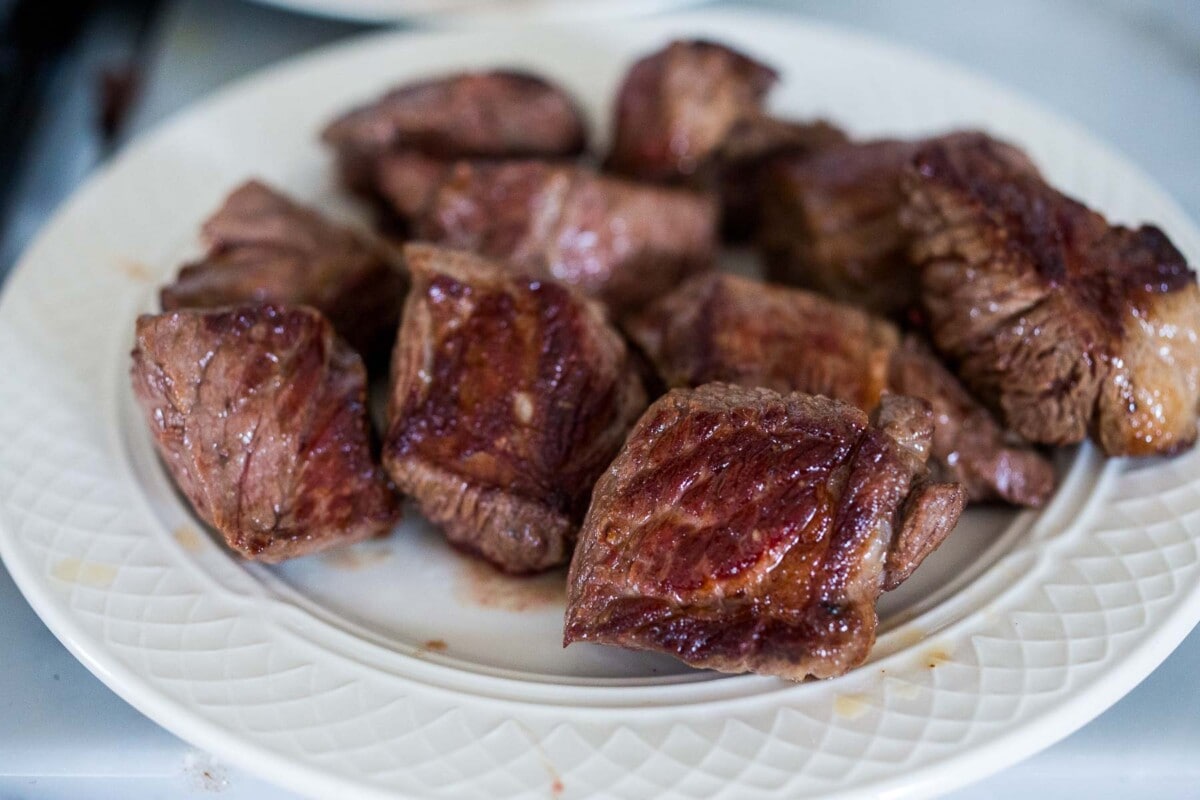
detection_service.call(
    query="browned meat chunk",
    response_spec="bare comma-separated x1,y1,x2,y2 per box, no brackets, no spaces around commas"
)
902,133,1200,455
160,180,407,363
397,160,716,316
760,139,922,318
604,39,846,239
627,272,1055,506
376,151,452,223
606,39,778,181
716,117,849,240
130,305,401,562
564,384,966,680
322,71,586,202
760,133,1037,319
383,245,647,573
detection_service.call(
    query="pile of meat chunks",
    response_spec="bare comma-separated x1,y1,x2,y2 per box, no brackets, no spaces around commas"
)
131,40,1200,681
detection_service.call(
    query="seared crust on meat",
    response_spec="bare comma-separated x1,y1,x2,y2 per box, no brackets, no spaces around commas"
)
605,40,779,181
627,271,897,409
383,245,647,573
627,272,1055,506
160,180,407,363
760,139,923,318
131,305,401,562
322,70,586,198
564,384,965,680
404,160,717,316
902,132,1200,455
604,39,846,239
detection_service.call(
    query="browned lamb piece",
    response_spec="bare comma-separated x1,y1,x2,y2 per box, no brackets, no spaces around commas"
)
321,71,587,210
401,160,717,316
604,39,847,239
627,272,1055,506
564,384,966,680
383,244,647,574
130,305,401,563
902,133,1200,456
160,180,407,363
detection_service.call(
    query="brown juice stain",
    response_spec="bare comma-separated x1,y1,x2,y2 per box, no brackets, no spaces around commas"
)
116,259,154,283
516,721,564,799
174,525,204,553
51,558,117,589
893,626,927,650
833,693,871,720
454,558,567,612
924,647,953,669
422,639,448,652
321,545,392,571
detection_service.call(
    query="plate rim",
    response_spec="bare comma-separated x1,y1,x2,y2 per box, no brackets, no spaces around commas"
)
3,8,1200,799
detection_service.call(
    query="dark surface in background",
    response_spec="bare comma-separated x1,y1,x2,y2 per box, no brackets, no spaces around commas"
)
0,0,169,274
0,0,92,228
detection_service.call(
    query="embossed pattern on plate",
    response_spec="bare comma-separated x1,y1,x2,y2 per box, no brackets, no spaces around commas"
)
2,10,1200,799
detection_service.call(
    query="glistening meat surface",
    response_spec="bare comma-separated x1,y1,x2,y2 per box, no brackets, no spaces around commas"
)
902,132,1200,455
564,384,966,680
627,272,1055,506
131,304,400,562
400,159,717,317
160,180,407,364
383,245,646,573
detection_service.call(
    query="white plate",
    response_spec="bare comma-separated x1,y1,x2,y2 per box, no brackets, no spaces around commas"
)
247,0,707,25
2,8,1200,799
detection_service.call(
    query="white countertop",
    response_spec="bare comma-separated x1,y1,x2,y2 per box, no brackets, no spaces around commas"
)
1,1,1198,797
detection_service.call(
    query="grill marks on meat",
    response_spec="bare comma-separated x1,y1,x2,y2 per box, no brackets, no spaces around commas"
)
400,160,717,316
564,384,966,680
160,180,407,363
903,133,1200,455
131,305,400,562
627,272,1055,506
605,39,847,239
383,244,647,573
321,71,586,213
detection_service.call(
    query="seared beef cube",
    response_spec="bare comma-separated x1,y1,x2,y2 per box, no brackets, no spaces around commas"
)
383,245,647,573
760,134,1036,319
628,272,896,407
321,71,586,200
886,336,1055,506
627,272,1055,506
903,133,1200,455
760,139,922,318
606,40,778,181
160,181,407,363
564,385,966,680
131,305,401,562
717,117,849,240
376,151,452,224
605,39,846,240
409,160,717,316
